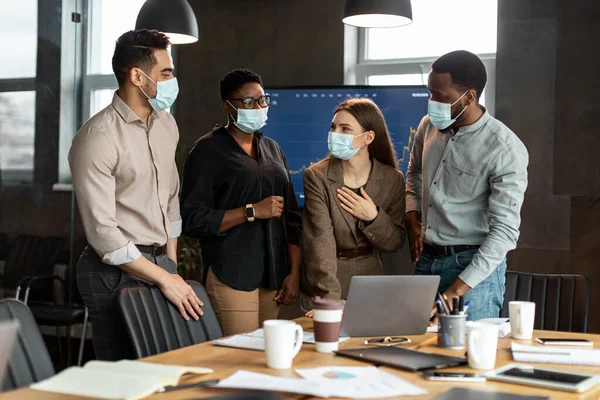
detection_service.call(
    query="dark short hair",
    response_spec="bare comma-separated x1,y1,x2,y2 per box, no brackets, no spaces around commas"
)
219,69,263,100
112,29,170,86
432,50,487,99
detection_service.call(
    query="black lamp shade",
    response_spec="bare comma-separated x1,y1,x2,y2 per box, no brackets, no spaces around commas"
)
135,0,199,44
343,0,412,28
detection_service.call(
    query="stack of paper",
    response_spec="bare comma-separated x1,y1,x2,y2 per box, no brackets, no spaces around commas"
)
31,360,213,400
213,329,350,351
511,342,600,366
217,367,426,398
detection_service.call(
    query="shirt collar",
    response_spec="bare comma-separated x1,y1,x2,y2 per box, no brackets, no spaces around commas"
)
456,106,491,134
111,91,158,124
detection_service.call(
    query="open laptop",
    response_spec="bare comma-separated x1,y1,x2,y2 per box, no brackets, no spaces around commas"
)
0,321,19,384
340,275,440,337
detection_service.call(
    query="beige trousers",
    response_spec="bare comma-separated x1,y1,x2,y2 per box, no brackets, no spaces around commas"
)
205,268,280,336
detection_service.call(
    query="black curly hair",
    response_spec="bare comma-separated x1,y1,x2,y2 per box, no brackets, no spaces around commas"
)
219,69,263,100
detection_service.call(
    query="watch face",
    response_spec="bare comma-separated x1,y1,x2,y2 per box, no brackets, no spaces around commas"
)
246,207,255,218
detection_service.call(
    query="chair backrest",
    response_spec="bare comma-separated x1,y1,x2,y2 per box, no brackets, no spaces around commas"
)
3,235,64,301
118,281,223,358
500,271,591,333
0,299,55,391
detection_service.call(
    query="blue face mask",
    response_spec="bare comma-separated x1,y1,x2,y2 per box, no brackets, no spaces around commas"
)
139,70,179,112
328,131,368,160
427,91,468,130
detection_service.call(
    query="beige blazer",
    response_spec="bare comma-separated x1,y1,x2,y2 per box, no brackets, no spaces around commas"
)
301,156,406,308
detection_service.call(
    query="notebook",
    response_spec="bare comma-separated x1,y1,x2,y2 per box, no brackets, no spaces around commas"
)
334,346,467,372
511,342,600,366
31,360,213,400
434,388,548,400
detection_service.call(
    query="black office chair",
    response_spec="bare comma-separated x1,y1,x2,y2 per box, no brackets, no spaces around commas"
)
0,234,64,301
0,299,55,391
500,271,592,333
118,281,223,358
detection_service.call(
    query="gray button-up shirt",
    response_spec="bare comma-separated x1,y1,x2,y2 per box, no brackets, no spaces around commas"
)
406,109,528,288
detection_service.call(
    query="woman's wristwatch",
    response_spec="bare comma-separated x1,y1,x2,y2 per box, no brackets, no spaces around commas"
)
245,204,255,222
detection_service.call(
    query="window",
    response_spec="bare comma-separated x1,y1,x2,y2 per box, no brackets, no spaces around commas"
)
83,0,148,121
0,92,36,182
351,0,497,113
0,0,37,183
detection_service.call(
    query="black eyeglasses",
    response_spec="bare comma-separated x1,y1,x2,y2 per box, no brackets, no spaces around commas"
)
228,95,271,109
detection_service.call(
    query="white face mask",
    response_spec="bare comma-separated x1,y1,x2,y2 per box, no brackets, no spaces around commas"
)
227,100,269,133
138,70,179,112
328,131,368,160
427,90,468,130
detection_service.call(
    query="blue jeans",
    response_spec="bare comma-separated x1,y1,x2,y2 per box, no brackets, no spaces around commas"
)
413,248,507,321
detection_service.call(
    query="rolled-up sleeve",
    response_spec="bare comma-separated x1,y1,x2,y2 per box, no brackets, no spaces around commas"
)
69,127,142,265
406,118,426,214
180,146,226,239
459,143,529,288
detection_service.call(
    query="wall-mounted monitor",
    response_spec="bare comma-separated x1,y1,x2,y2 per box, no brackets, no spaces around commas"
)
262,86,429,207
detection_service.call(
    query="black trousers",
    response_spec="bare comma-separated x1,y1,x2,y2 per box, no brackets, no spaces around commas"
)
76,246,177,361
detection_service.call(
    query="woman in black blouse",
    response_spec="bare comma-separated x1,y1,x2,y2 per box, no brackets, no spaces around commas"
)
180,69,302,336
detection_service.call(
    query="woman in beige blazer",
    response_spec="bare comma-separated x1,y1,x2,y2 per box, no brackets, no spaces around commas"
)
301,98,406,311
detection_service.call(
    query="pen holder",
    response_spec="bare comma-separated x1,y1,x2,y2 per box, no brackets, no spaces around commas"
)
437,314,466,349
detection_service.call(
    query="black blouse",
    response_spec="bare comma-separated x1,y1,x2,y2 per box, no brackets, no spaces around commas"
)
180,126,302,291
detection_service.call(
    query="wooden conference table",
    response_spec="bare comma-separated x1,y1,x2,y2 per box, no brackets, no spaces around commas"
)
2,318,600,400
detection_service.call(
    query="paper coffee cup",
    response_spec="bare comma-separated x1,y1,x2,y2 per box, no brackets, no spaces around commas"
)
312,297,343,353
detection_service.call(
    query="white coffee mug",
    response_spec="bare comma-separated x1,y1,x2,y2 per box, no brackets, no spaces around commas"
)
467,322,498,370
509,301,536,340
263,320,303,369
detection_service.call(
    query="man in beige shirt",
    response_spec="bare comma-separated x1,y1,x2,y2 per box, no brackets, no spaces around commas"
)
69,29,203,361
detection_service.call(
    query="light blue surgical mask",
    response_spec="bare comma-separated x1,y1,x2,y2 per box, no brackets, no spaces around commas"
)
428,91,468,130
227,100,269,133
328,131,368,160
139,70,179,112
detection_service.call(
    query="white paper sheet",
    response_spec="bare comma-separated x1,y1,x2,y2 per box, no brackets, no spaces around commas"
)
296,366,427,399
217,368,426,399
213,329,349,351
216,370,334,397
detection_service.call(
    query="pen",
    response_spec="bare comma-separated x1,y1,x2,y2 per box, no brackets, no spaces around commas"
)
435,300,444,315
437,292,450,314
464,300,472,314
452,297,459,315
458,296,465,313
158,379,220,393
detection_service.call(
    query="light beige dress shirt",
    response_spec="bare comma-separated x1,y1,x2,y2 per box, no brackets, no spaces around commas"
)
69,92,181,266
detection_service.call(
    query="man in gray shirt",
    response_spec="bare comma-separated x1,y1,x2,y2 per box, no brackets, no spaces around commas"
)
406,51,528,321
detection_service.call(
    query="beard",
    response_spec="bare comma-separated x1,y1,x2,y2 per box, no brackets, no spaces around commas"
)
141,80,157,100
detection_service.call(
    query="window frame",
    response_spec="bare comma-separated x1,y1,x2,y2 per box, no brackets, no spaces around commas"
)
353,28,497,115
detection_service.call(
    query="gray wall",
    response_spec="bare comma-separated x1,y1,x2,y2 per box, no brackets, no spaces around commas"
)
496,0,600,333
176,0,345,148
